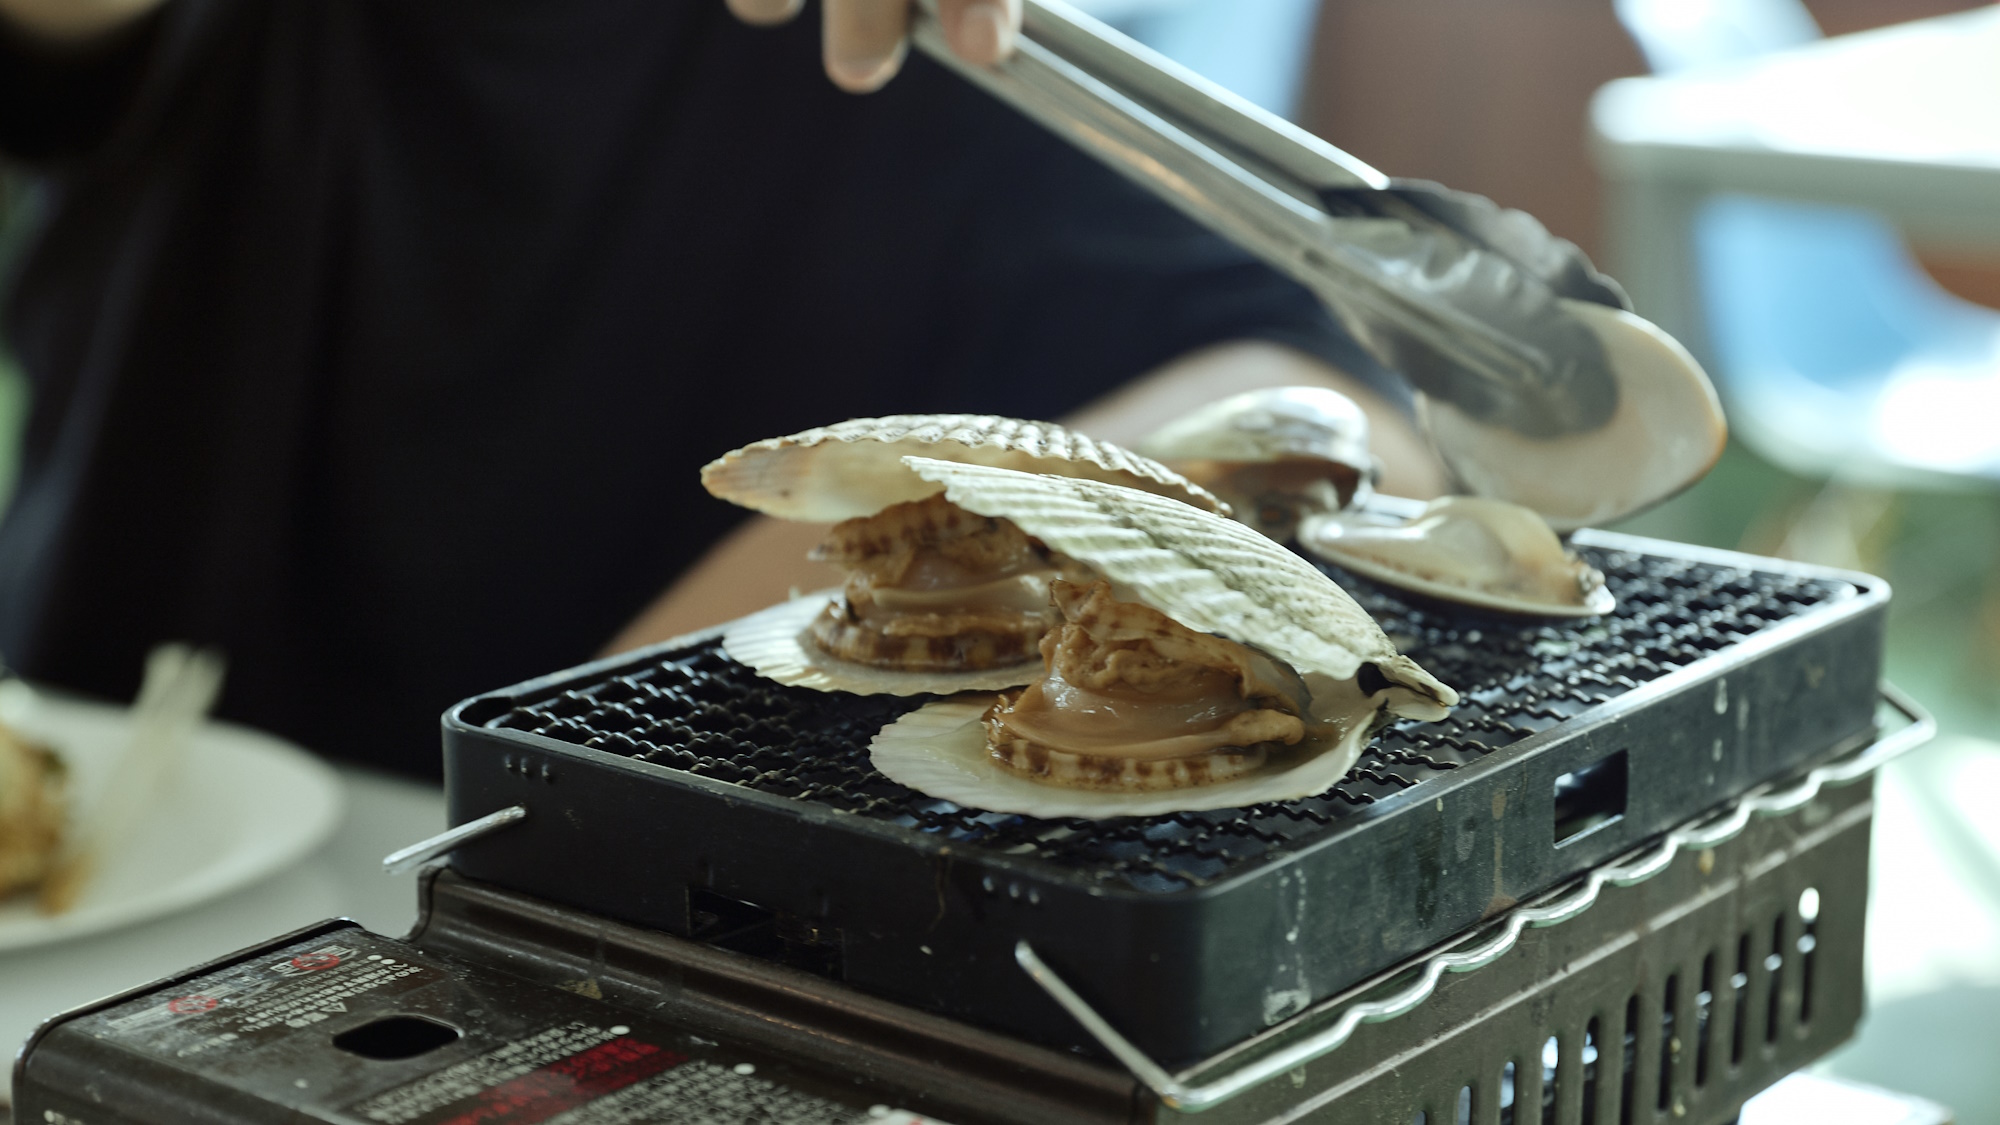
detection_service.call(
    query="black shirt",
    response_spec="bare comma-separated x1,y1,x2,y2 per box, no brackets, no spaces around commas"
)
0,0,1371,776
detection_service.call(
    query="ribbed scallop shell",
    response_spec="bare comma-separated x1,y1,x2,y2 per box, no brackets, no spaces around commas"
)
903,457,1457,720
701,414,1225,522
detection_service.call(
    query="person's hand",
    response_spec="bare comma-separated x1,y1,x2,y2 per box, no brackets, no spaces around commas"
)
726,0,1021,93
0,0,164,43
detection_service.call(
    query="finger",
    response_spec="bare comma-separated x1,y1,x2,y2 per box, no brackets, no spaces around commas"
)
725,0,806,26
823,0,911,92
938,0,1019,67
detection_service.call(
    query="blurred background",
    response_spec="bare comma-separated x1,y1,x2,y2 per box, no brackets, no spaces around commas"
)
3,0,1996,1118
1092,3,2000,1116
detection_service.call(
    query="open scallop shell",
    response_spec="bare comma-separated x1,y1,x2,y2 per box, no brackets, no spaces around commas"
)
860,461,1459,817
720,591,1045,696
1136,386,1374,468
1299,497,1614,618
1135,386,1376,539
1421,300,1726,533
903,457,1456,719
701,414,1225,522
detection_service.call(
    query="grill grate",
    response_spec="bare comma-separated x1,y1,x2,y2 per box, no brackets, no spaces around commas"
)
482,548,1848,892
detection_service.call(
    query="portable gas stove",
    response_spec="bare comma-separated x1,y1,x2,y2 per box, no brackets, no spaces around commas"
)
13,533,1933,1124
6,2,1940,1114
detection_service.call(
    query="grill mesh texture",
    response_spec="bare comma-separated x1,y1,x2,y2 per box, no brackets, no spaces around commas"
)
482,548,1847,892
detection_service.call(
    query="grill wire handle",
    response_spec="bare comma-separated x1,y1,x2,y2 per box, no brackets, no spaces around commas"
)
381,805,528,876
1016,684,1934,1113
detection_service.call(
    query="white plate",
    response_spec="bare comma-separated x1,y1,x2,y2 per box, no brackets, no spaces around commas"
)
0,687,344,953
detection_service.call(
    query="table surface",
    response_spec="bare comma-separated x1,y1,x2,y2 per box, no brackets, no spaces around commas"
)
0,765,445,1107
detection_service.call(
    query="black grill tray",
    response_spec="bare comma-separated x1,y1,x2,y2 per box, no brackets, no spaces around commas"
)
443,531,1885,1065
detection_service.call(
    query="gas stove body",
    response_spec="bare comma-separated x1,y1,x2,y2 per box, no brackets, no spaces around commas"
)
14,771,1876,1125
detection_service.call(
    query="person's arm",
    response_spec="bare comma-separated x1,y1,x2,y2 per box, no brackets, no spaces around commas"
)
0,0,162,44
601,342,1448,653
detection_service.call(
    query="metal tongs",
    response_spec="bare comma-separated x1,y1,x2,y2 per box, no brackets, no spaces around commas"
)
911,2,1726,529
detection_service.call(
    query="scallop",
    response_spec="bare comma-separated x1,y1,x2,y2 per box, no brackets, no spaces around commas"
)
867,459,1457,818
897,458,1451,711
1135,386,1375,540
1299,496,1614,617
707,415,1223,696
981,579,1311,792
869,694,1385,819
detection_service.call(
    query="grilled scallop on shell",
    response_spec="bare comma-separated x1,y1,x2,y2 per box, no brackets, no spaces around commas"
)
1135,386,1376,541
983,580,1316,792
802,494,1093,674
1300,496,1614,617
868,460,1457,818
706,414,1224,696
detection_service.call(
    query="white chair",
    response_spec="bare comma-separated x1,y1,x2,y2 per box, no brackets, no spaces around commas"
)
1611,0,2000,487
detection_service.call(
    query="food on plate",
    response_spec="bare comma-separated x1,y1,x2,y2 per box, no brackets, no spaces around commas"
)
1301,495,1614,617
1135,385,1375,541
0,720,66,901
869,459,1456,818
703,414,1223,695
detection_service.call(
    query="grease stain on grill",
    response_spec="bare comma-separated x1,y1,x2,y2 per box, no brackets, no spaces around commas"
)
485,550,1846,893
